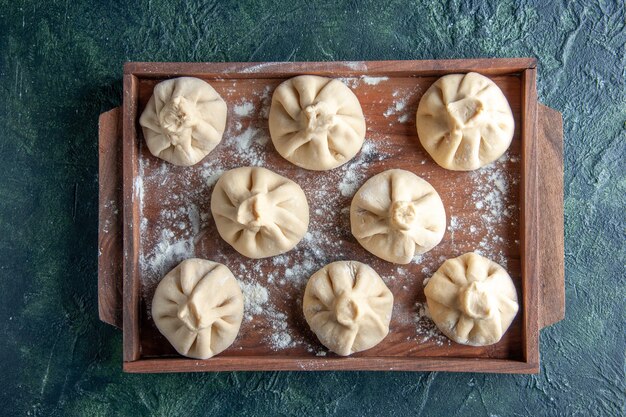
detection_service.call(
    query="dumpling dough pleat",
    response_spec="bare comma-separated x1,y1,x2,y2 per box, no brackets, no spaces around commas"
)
139,77,227,166
269,75,366,171
303,261,394,356
416,72,514,171
151,259,244,359
211,166,310,259
350,169,446,264
424,252,519,346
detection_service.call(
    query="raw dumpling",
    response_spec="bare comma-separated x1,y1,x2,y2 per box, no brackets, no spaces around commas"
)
269,75,366,170
350,169,446,264
416,72,514,171
151,258,244,359
139,77,227,166
211,166,309,258
424,252,519,346
303,261,393,356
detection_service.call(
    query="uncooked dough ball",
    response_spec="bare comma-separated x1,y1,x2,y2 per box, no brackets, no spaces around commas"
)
151,258,244,359
424,252,519,346
303,261,393,356
416,72,514,171
139,77,227,166
350,169,446,264
211,166,309,259
269,75,366,170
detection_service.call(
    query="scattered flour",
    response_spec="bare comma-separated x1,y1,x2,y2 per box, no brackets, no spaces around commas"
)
133,176,144,204
240,281,269,320
338,170,360,197
270,314,293,350
101,199,120,234
342,61,367,71
229,127,269,166
420,264,434,278
187,203,201,235
337,140,380,197
201,166,225,188
337,77,361,89
384,89,409,120
146,228,195,279
383,97,407,117
468,156,519,268
226,262,308,351
233,101,254,116
361,75,389,85
448,215,459,242
385,88,420,123
258,85,272,119
271,255,289,267
413,302,450,346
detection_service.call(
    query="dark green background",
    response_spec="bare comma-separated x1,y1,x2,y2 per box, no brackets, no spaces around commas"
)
1,0,624,416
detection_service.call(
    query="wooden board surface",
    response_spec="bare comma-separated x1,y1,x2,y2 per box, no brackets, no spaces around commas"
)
98,59,564,373
537,104,565,328
98,107,123,329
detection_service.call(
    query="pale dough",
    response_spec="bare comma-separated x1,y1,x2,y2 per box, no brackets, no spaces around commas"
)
211,166,309,259
424,252,519,346
151,258,244,359
303,261,393,356
269,75,366,170
139,77,227,166
350,169,446,264
416,72,514,171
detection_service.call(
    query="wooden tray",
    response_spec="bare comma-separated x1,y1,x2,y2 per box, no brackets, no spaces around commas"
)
98,59,564,373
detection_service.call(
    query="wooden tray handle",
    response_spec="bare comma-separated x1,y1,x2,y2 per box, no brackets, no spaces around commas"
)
98,107,123,329
537,104,565,329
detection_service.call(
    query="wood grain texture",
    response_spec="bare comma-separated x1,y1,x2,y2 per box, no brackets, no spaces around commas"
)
537,104,565,329
124,59,537,79
98,58,565,373
123,356,539,374
122,74,141,361
520,68,540,367
98,108,123,329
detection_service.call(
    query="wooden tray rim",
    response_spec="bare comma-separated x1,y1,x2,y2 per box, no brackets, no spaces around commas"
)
123,58,537,78
98,58,564,373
